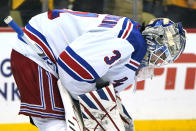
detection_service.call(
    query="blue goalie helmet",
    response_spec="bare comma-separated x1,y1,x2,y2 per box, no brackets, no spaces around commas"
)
141,18,186,67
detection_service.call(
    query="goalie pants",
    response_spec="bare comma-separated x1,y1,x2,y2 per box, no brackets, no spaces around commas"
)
10,49,65,120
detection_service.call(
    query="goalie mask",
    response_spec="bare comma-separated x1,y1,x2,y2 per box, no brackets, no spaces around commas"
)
141,18,186,67
135,18,186,81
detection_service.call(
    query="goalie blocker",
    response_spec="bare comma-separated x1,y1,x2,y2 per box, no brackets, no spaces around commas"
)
79,83,134,131
58,80,134,131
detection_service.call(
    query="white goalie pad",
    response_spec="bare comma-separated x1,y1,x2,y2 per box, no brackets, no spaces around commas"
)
78,84,134,131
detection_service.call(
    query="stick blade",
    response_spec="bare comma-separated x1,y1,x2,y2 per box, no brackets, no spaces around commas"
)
57,80,84,131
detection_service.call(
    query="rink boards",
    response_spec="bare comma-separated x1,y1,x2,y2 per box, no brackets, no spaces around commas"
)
0,28,195,130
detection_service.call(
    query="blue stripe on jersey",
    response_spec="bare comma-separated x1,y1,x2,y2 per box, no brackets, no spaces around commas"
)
79,94,98,109
98,24,114,28
118,17,129,38
105,15,122,21
58,58,95,83
125,64,137,71
102,21,117,25
97,88,109,101
66,46,100,79
25,23,57,61
49,9,98,19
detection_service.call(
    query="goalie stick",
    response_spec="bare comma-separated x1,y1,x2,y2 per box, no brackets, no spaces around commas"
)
4,16,58,78
57,80,85,131
4,16,85,131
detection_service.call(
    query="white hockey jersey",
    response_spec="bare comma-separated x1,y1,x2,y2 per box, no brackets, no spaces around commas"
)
13,9,147,99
